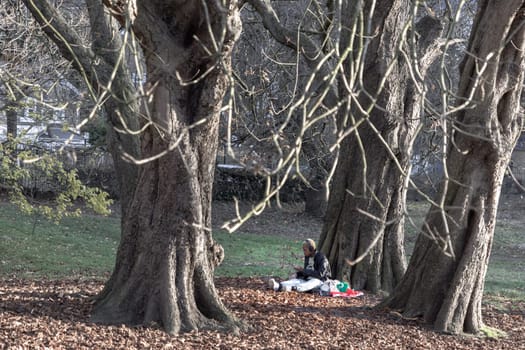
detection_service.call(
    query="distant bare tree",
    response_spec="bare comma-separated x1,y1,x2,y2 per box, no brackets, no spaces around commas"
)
0,0,66,138
0,0,111,220
225,0,336,215
21,0,140,217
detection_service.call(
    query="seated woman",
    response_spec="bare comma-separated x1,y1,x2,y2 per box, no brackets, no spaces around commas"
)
268,238,331,292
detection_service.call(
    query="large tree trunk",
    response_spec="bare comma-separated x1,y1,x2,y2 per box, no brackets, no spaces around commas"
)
91,1,242,334
381,0,525,334
319,1,442,293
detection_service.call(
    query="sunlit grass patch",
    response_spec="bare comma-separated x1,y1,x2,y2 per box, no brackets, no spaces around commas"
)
0,203,119,278
0,200,523,303
214,231,300,279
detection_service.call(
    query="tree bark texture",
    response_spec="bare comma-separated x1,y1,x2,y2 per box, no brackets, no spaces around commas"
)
381,0,525,334
91,1,242,334
319,0,442,293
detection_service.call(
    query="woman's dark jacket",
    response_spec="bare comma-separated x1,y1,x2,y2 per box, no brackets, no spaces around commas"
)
300,251,332,281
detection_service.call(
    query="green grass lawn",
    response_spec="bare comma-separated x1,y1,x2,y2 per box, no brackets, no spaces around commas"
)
215,232,301,278
1,201,523,301
0,202,300,280
0,203,120,277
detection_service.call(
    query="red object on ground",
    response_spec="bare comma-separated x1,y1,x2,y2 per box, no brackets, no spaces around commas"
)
329,289,364,298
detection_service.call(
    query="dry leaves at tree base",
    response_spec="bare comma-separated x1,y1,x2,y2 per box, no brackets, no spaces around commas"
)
1,277,524,349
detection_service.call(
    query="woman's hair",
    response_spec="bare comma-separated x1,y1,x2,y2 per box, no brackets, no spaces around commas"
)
303,239,316,252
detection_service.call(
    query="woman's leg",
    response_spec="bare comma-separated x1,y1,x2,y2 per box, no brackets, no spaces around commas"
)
296,278,322,292
279,278,303,291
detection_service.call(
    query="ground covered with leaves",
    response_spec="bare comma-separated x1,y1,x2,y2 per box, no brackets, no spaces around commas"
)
1,277,524,349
